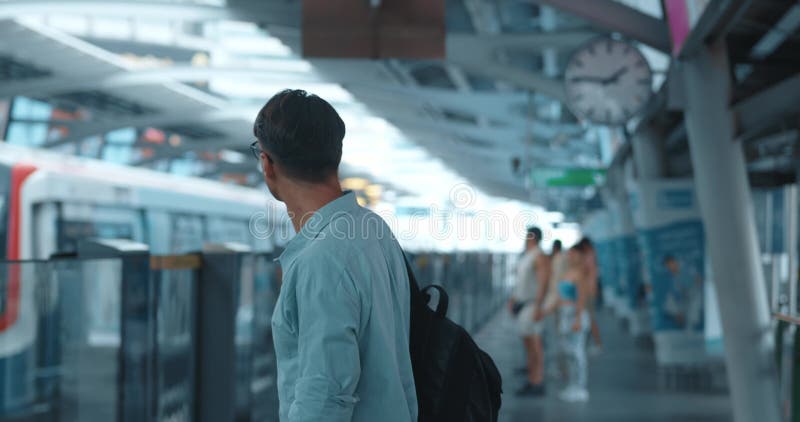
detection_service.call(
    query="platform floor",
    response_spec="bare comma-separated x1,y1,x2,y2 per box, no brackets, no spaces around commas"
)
473,308,732,422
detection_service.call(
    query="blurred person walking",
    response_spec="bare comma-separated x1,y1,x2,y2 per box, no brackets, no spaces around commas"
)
541,240,568,380
577,238,603,351
509,227,552,396
556,244,592,402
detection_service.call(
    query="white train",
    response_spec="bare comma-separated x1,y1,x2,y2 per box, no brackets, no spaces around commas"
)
0,143,290,415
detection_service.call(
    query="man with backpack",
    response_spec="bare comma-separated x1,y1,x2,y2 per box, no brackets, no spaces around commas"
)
252,89,417,421
254,89,502,422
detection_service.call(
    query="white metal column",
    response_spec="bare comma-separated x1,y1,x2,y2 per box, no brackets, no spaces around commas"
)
681,39,781,422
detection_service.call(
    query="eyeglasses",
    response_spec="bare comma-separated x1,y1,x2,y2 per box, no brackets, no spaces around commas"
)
250,140,263,173
250,140,261,160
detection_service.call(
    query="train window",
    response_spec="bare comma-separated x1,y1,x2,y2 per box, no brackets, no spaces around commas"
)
56,203,144,254
207,217,251,247
58,221,134,253
169,213,205,254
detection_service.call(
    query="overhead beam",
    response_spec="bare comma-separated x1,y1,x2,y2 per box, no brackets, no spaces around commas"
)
524,0,671,53
347,85,581,134
0,66,322,99
0,0,300,25
0,0,231,20
463,0,502,34
668,72,800,149
447,31,597,53
450,61,565,102
445,32,589,101
104,66,322,87
359,94,584,139
735,73,800,140
387,115,524,146
679,0,755,59
47,110,241,147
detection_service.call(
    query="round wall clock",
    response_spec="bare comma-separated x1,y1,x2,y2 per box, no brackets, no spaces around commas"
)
564,37,654,126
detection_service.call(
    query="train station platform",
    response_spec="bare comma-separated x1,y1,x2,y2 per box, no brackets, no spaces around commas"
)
1,1,799,420
474,309,732,421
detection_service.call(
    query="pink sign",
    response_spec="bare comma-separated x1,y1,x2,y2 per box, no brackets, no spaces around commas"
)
665,0,691,57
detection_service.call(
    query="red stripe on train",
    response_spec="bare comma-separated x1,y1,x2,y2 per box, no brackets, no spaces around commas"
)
0,164,37,331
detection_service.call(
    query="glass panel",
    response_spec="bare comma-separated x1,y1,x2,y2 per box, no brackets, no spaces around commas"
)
6,122,48,147
235,254,255,419
251,254,280,421
152,262,197,422
57,258,122,421
0,258,122,421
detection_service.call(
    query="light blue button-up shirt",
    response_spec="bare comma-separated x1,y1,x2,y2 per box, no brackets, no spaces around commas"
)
272,191,418,422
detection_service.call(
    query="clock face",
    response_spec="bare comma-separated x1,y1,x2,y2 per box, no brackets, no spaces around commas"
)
564,37,654,126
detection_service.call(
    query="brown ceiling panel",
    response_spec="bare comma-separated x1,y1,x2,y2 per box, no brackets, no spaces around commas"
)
303,0,445,59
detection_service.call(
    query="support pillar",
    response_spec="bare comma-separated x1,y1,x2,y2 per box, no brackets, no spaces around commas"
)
632,126,666,180
681,39,780,422
609,155,645,333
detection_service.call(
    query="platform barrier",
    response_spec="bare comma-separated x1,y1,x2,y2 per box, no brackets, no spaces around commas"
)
772,313,800,422
0,240,510,422
408,252,515,334
0,258,125,421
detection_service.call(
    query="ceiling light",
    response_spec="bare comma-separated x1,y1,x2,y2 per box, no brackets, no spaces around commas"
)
341,177,370,191
219,149,246,164
364,184,383,198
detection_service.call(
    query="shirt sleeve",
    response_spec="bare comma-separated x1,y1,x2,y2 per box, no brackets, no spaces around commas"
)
288,261,362,422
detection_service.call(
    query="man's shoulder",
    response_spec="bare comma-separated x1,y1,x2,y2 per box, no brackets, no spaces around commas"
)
322,207,396,245
288,208,398,271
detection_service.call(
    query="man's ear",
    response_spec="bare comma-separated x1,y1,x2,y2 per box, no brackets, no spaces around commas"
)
260,152,275,179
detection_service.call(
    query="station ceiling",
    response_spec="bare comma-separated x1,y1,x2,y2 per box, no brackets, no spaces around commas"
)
0,0,797,218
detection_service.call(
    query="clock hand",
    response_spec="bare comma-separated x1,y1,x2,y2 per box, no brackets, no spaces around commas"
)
603,66,629,85
569,75,607,84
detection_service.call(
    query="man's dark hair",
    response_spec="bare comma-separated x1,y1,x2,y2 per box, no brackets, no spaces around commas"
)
253,89,345,182
576,237,594,252
526,226,542,242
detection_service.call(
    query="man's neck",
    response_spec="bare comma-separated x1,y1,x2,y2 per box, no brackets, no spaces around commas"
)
282,180,343,233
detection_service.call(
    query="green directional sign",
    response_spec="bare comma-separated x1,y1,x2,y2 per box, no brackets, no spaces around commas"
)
530,167,607,187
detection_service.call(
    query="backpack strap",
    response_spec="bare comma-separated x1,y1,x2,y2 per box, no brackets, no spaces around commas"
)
402,252,448,318
422,285,448,318
403,252,427,308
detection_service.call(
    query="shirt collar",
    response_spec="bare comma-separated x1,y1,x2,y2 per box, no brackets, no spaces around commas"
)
277,190,359,265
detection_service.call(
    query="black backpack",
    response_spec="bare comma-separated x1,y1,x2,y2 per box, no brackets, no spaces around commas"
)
404,258,503,422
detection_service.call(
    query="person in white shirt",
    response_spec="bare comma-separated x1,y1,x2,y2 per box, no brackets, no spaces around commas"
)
508,227,551,396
